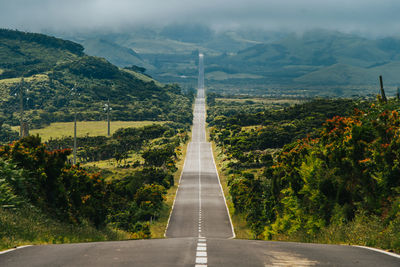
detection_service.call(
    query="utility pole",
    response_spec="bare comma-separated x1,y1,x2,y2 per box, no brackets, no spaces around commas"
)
19,78,24,138
71,85,78,165
18,78,29,138
104,99,112,137
73,109,77,165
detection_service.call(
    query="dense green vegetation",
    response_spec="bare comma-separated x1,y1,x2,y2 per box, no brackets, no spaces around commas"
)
0,29,194,142
0,29,194,249
210,95,400,252
0,123,188,249
209,96,365,165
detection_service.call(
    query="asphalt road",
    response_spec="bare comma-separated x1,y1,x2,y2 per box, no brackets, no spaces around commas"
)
165,92,234,239
1,89,400,266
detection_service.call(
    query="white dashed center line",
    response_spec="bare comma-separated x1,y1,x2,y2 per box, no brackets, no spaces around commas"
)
195,238,208,267
195,94,207,267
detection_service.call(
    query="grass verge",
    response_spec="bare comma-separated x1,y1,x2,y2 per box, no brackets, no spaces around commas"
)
0,205,130,251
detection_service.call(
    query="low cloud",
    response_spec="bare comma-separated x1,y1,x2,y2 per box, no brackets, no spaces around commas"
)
0,0,399,36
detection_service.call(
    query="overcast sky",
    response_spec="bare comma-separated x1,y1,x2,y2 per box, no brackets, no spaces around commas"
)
0,0,399,36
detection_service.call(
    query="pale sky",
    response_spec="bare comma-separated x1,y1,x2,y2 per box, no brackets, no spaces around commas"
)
0,0,399,36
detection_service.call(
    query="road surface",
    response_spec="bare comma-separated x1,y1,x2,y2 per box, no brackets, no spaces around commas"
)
1,89,400,266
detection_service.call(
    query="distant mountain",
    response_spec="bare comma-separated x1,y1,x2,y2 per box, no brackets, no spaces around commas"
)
81,38,154,70
0,29,193,129
204,30,400,96
49,27,400,96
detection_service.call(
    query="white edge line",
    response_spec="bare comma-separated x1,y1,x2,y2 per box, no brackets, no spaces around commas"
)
353,245,400,259
164,142,190,238
0,245,33,255
209,143,236,239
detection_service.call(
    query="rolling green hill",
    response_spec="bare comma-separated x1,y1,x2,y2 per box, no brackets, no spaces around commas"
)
81,38,154,70
0,29,193,137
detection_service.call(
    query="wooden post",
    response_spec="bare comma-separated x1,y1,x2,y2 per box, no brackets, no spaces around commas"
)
379,75,387,103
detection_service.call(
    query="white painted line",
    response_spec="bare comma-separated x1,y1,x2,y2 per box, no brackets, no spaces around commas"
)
0,245,32,255
197,243,207,247
198,139,202,236
196,257,208,264
164,141,189,238
198,238,206,242
354,245,400,259
210,143,236,239
197,251,207,257
195,265,207,267
197,246,207,251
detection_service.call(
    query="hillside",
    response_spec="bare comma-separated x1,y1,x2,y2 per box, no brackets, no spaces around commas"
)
53,27,400,97
208,30,400,95
81,38,154,70
0,29,193,136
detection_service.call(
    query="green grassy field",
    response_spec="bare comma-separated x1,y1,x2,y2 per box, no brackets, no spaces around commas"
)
12,121,166,141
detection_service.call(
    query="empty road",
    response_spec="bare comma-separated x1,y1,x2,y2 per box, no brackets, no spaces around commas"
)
1,89,400,266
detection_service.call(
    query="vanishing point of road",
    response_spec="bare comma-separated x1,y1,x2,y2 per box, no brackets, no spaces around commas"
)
1,89,400,266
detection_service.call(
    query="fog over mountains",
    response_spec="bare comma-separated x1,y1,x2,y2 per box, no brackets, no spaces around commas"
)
50,25,399,97
1,0,400,96
1,0,399,36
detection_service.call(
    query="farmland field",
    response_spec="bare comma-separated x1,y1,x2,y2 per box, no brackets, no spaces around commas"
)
12,121,166,141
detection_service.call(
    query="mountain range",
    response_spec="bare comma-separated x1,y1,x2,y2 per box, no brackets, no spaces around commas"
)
52,26,400,97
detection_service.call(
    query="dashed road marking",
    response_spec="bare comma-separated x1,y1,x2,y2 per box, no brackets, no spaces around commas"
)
197,251,207,257
195,237,208,266
197,246,206,251
196,257,207,264
194,93,208,267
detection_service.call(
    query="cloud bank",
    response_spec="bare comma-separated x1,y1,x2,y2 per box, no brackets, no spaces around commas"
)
0,0,399,36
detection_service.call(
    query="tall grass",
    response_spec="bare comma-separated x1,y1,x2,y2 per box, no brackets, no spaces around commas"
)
269,211,400,253
0,205,130,251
